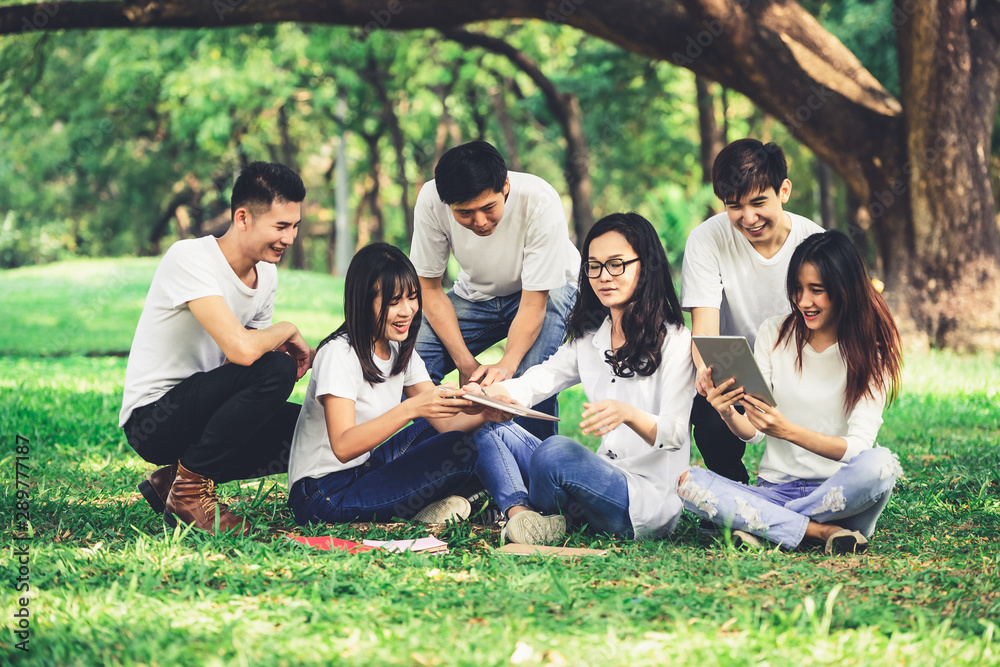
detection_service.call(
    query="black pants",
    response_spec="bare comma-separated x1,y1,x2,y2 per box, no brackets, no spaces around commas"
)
690,392,750,485
124,351,300,483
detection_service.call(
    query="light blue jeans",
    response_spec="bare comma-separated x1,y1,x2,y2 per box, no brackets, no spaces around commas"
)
678,447,902,548
416,283,577,441
473,425,633,538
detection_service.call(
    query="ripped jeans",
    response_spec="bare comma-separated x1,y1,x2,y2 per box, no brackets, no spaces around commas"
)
678,447,902,548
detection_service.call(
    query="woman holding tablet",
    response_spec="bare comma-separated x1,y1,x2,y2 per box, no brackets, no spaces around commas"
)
467,213,696,544
679,230,903,553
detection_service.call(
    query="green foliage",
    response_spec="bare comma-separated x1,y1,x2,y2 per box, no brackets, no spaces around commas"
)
1,259,998,664
0,21,786,270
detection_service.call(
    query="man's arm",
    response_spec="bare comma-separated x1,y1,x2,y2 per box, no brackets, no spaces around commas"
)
188,296,310,378
477,289,548,386
418,276,479,381
690,307,720,396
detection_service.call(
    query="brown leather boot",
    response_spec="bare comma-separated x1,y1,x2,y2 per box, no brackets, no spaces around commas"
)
138,464,177,513
163,462,250,536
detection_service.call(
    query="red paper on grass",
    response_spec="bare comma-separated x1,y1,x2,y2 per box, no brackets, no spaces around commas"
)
287,535,376,553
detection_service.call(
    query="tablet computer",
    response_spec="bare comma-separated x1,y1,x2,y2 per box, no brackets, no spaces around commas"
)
459,392,560,422
692,335,777,407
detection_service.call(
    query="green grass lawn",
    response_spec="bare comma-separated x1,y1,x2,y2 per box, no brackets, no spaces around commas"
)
1,258,999,665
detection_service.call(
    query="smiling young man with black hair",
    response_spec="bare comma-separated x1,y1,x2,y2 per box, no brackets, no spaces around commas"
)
120,161,310,535
681,139,823,485
409,141,580,440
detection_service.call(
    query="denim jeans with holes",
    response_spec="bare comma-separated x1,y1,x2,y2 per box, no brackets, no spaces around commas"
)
679,447,901,548
416,283,577,441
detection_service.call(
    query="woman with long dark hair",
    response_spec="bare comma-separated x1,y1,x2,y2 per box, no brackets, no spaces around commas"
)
286,243,487,525
679,229,903,553
468,213,696,543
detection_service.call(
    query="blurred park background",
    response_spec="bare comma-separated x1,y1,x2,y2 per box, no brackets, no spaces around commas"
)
2,0,999,350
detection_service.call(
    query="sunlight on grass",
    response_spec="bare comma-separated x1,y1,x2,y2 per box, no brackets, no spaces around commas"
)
1,258,998,666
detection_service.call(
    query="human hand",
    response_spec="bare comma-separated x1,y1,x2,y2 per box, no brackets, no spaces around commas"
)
695,365,714,396
741,395,792,438
411,383,473,419
580,400,633,437
468,363,514,387
275,331,312,379
705,376,744,420
480,393,519,423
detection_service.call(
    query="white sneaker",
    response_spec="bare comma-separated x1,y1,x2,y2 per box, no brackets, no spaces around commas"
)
501,510,566,545
731,529,763,550
412,495,471,524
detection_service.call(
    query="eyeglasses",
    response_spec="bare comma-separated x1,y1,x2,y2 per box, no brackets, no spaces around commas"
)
584,257,640,278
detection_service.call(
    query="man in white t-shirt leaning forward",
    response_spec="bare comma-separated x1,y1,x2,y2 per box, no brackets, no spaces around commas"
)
120,162,311,535
410,141,580,440
681,139,823,485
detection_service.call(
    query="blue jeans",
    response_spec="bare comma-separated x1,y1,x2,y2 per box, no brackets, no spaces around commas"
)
679,447,901,547
287,419,478,525
472,421,543,515
528,436,634,539
416,283,577,441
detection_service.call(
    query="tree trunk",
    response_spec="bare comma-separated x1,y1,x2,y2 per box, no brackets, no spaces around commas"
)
443,28,595,245
368,48,414,242
277,103,306,270
892,0,1000,349
359,132,386,245
696,77,724,184
814,158,835,230
2,0,999,348
490,81,522,171
696,76,725,217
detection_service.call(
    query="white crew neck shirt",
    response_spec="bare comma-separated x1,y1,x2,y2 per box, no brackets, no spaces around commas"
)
410,171,580,301
500,319,696,539
287,336,431,489
119,236,276,426
754,316,887,484
681,211,823,347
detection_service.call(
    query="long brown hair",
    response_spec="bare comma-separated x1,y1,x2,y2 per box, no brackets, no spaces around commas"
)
777,230,902,411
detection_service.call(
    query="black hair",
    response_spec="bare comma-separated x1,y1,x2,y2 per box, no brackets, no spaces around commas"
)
566,212,684,377
711,138,788,203
434,140,508,205
777,230,902,410
230,161,306,220
319,243,421,385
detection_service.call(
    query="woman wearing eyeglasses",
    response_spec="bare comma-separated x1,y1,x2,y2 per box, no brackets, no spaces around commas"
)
465,212,696,543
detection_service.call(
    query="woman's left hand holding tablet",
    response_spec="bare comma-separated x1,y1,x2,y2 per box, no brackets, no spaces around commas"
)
741,395,793,439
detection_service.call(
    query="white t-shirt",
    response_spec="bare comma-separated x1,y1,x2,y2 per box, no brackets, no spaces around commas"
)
681,211,823,347
287,337,432,488
754,316,887,484
119,236,277,426
500,319,696,539
410,171,580,301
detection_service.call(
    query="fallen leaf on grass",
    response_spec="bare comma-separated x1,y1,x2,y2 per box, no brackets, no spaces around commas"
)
720,617,738,632
541,650,568,666
80,542,104,556
510,642,535,664
411,651,440,666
